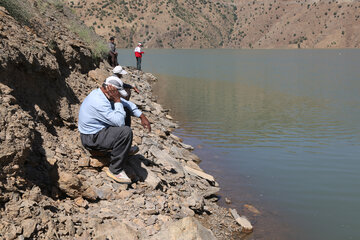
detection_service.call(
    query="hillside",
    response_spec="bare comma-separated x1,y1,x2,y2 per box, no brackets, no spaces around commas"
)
66,0,360,48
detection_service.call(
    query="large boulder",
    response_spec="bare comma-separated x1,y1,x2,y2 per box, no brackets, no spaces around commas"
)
58,171,97,200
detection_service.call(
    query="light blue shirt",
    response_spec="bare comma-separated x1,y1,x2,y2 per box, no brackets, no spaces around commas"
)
78,88,142,134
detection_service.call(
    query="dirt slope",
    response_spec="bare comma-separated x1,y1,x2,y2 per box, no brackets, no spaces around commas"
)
66,0,360,48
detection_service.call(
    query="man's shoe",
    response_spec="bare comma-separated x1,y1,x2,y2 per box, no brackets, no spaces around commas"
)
129,146,139,156
105,168,132,184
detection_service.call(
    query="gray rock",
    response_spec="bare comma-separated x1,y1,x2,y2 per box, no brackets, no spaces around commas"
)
149,217,216,240
142,137,159,147
149,146,184,176
78,157,90,167
185,192,204,211
133,196,145,208
178,142,194,151
128,157,161,189
65,218,75,236
58,171,97,200
94,221,139,240
25,186,42,202
93,187,113,200
21,219,37,238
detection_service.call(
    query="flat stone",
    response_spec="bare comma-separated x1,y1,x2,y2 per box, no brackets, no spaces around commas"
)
133,196,145,208
133,135,142,145
157,215,171,224
21,219,37,238
149,146,184,176
184,166,217,186
157,131,167,140
179,142,194,150
74,197,88,208
185,192,204,211
229,208,253,233
149,217,216,240
78,157,90,167
90,157,106,168
94,221,139,240
169,134,182,142
46,157,57,165
132,218,146,228
185,160,202,171
128,157,161,189
117,190,132,200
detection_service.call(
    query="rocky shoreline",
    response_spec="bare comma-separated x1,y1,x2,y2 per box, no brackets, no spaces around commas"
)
0,3,251,239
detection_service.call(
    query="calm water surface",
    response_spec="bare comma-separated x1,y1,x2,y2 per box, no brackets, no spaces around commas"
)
118,49,360,240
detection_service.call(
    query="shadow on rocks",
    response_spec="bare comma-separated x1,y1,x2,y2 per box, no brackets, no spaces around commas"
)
22,129,60,199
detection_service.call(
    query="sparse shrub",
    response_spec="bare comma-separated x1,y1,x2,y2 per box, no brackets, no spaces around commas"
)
0,0,33,26
68,22,108,59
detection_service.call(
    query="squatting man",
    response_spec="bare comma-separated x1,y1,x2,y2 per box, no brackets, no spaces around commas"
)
78,66,151,183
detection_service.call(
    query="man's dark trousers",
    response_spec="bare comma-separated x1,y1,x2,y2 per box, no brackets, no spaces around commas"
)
80,126,132,174
136,57,142,70
108,52,118,67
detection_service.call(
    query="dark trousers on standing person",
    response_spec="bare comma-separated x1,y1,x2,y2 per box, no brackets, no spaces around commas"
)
136,57,142,70
80,109,133,174
108,51,118,67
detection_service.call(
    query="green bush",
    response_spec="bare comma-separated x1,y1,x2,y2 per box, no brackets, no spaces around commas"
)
0,0,33,26
68,23,108,59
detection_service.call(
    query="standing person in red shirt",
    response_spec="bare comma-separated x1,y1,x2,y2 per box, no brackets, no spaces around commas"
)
134,42,144,70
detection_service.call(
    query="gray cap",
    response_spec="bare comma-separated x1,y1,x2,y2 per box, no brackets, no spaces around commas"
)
104,76,128,97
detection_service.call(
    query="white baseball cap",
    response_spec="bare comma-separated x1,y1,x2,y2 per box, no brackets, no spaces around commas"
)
112,66,128,75
104,76,128,97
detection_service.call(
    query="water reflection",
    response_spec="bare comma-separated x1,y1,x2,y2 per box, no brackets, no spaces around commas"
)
155,73,358,149
152,50,360,239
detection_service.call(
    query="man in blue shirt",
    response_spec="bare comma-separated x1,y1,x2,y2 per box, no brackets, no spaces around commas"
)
78,66,151,183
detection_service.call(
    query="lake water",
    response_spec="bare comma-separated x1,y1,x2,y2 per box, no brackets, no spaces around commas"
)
118,49,360,240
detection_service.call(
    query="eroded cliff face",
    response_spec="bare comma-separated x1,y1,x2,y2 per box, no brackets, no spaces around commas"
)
0,3,102,238
0,3,245,239
1,2,85,186
0,0,100,185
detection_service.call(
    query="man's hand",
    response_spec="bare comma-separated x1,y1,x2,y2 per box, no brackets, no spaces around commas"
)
106,85,121,102
133,86,140,94
140,114,151,132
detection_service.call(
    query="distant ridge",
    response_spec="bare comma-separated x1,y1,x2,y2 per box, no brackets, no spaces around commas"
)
66,0,360,48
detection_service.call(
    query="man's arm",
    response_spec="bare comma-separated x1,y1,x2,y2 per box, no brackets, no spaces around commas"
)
123,83,140,94
121,98,142,117
121,98,151,132
140,114,151,132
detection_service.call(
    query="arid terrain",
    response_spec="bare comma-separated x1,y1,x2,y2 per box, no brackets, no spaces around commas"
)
66,0,360,48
